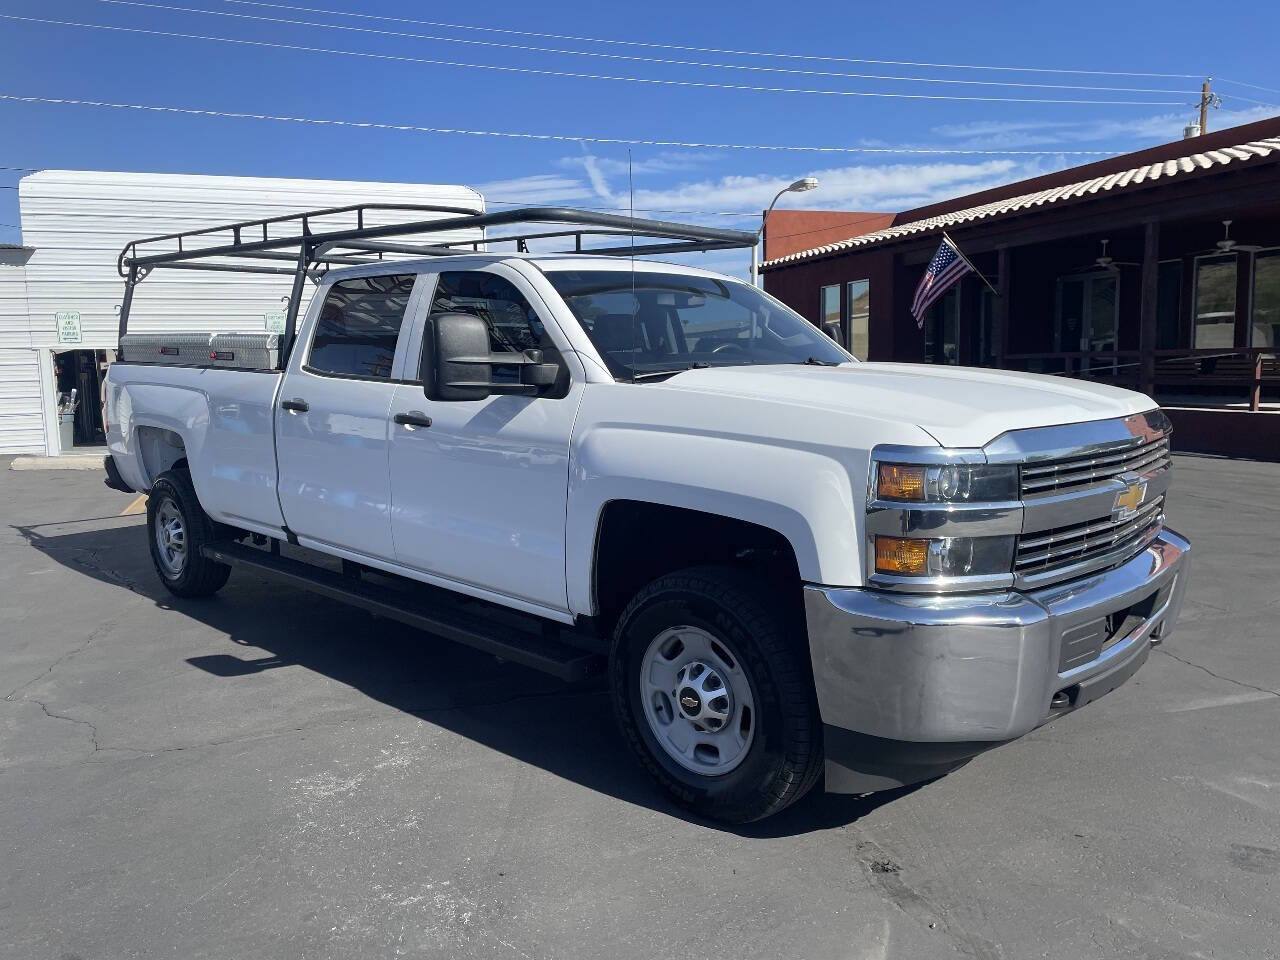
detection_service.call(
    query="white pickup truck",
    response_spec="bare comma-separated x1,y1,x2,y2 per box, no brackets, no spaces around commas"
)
104,205,1190,823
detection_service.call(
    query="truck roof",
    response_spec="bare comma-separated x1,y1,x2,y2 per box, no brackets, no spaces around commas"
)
321,251,744,283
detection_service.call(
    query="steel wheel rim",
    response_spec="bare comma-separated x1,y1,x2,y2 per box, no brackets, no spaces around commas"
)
154,499,187,577
639,625,756,776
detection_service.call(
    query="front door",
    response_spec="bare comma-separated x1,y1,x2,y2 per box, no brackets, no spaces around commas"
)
1057,271,1119,375
275,271,422,561
387,265,581,613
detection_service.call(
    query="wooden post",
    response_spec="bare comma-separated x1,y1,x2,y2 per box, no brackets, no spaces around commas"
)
995,246,1011,366
1139,220,1160,396
1199,79,1212,136
1251,354,1263,412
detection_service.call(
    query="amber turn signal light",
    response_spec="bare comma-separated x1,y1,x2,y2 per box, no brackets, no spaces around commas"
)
876,463,926,501
875,536,931,575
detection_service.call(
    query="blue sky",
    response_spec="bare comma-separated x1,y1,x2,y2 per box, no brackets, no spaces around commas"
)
1,0,1278,276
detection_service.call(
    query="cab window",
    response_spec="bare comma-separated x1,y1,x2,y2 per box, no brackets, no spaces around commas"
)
308,274,415,379
429,271,562,384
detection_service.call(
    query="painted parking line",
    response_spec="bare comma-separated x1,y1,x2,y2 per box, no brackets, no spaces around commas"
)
120,494,148,516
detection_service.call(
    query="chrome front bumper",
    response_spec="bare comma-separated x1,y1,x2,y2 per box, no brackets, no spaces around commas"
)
804,529,1190,793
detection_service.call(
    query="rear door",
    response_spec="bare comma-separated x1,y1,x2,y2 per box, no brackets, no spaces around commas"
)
275,270,424,561
387,265,582,613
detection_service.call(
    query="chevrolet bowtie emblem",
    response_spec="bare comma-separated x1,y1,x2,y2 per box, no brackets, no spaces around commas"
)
1113,479,1147,520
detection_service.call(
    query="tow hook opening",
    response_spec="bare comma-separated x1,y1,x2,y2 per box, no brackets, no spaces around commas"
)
1050,685,1079,712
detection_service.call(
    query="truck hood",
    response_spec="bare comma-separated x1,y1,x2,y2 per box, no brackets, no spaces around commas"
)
654,362,1155,448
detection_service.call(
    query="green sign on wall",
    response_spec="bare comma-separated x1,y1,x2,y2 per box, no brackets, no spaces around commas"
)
55,311,82,345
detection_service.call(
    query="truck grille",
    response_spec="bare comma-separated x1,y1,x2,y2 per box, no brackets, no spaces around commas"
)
1014,496,1164,576
1019,434,1170,495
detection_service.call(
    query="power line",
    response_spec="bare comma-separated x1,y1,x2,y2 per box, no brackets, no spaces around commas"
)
93,0,1196,96
0,14,1191,106
219,0,1205,80
0,93,1125,155
1218,92,1280,109
1216,77,1280,97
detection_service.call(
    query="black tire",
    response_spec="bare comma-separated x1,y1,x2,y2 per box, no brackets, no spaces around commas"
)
147,469,231,598
610,566,823,823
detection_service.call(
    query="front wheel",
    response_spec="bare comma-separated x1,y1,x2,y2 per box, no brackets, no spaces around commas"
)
147,469,231,598
610,566,823,823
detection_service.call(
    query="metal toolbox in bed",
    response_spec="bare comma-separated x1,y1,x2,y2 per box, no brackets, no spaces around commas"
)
209,333,279,370
119,332,214,365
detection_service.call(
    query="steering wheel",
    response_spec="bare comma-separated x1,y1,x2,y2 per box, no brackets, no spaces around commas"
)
710,342,748,356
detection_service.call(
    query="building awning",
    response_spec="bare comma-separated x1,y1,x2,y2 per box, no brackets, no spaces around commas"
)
762,136,1280,268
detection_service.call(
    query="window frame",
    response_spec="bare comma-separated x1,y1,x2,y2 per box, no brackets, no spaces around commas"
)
301,270,426,384
1191,252,1239,349
845,278,870,360
820,284,841,333
1250,246,1280,348
400,263,579,392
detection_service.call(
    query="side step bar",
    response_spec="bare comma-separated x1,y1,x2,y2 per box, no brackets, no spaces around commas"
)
201,541,604,682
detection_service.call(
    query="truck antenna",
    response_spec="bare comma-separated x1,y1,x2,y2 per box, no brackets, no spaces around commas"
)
629,149,637,384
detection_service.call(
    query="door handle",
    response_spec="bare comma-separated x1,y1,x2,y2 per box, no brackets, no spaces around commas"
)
281,398,309,413
394,411,433,429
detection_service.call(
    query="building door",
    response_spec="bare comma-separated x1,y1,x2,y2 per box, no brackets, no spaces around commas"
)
1056,271,1119,375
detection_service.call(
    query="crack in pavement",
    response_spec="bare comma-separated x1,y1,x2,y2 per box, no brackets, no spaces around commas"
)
2,617,120,702
853,836,1002,960
0,684,605,770
20,695,102,753
1155,647,1280,699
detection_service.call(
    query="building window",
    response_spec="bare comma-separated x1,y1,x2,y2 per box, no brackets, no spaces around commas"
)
1157,260,1182,349
1252,250,1280,348
978,287,998,366
820,285,840,340
1056,272,1118,354
845,279,869,360
924,288,959,364
1193,254,1237,348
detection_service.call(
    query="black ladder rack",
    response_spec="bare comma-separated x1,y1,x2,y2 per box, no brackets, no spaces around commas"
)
115,203,758,366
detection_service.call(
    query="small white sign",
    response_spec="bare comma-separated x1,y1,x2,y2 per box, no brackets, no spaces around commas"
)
55,311,82,344
264,310,287,334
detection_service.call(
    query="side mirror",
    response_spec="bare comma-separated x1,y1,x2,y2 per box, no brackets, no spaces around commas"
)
421,313,560,401
821,320,844,345
422,312,492,401
519,350,561,388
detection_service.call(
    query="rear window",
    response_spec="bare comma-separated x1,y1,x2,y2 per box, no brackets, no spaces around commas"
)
308,274,416,379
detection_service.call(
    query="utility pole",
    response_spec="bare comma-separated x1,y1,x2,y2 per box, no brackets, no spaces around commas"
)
1198,78,1214,135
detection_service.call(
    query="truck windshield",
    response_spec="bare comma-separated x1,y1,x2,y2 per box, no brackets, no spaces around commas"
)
544,270,849,381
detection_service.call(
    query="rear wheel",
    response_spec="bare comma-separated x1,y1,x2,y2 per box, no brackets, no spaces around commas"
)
610,566,823,823
147,469,231,598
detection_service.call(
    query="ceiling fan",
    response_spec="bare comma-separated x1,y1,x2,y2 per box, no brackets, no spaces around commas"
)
1208,220,1264,254
1088,239,1138,273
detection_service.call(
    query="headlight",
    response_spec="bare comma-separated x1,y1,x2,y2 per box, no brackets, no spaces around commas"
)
874,535,1016,578
875,462,1018,503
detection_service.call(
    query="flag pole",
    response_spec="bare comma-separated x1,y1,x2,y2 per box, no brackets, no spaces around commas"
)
942,230,999,297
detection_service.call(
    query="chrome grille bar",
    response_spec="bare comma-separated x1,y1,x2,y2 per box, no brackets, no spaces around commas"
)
1020,436,1170,494
1015,496,1164,571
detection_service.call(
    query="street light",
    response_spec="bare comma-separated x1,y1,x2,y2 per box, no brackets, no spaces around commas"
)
750,177,819,287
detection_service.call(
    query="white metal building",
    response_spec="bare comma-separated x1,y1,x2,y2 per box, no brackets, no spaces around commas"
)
1,170,484,456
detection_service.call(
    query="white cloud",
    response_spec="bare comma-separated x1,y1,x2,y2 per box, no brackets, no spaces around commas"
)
473,173,595,206
931,105,1277,151
557,151,718,178
620,158,1058,215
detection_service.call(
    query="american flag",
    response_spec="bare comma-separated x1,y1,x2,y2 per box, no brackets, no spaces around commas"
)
911,237,973,328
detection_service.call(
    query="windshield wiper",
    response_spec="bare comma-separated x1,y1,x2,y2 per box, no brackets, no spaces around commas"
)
629,361,712,382
803,356,838,366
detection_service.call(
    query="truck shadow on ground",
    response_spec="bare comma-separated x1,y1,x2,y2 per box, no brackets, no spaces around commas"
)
16,519,924,838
